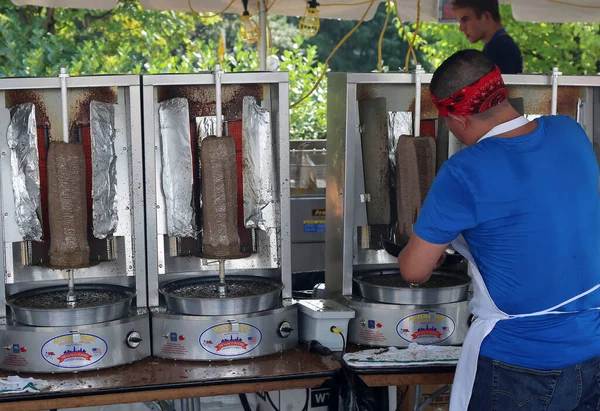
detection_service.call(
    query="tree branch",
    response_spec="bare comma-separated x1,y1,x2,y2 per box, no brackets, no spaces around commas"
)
40,7,55,32
522,49,545,61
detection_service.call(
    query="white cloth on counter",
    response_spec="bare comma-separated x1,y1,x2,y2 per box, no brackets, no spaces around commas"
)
343,343,461,368
0,376,49,394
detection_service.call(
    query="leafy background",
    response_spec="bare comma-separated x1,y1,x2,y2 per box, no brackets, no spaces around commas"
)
1,0,599,139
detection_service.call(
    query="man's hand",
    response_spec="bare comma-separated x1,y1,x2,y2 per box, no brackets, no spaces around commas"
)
436,253,446,268
398,234,450,284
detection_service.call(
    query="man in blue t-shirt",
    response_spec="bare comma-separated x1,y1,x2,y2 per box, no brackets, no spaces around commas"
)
453,0,523,74
398,50,600,410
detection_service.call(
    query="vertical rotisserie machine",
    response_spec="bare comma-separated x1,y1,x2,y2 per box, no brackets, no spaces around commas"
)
325,70,600,348
0,74,150,372
143,70,297,360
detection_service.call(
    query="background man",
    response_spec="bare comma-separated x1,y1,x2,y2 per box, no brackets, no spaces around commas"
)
453,0,523,74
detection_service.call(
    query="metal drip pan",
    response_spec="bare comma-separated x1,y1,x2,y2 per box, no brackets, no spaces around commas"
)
159,275,284,316
6,284,135,327
354,270,470,305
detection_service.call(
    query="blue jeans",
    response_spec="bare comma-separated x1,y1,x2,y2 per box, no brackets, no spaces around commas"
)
468,355,600,410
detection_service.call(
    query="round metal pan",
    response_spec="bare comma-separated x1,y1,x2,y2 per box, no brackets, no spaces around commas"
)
159,275,284,316
6,284,135,327
353,270,470,305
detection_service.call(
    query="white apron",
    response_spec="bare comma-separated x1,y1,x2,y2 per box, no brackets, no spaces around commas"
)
446,117,600,411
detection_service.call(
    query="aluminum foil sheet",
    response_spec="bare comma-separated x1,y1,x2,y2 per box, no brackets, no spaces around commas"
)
90,101,118,239
196,116,218,140
242,96,275,231
388,111,413,169
7,103,42,241
159,98,196,238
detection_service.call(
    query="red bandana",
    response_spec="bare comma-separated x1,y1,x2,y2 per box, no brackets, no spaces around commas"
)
431,66,508,117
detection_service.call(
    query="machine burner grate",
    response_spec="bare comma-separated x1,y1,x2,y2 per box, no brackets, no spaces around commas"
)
10,289,128,310
166,279,280,299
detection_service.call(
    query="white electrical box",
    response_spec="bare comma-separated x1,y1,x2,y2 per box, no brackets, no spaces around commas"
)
298,299,355,351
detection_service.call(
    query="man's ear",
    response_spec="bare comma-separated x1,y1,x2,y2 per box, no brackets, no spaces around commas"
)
448,113,468,130
481,10,494,22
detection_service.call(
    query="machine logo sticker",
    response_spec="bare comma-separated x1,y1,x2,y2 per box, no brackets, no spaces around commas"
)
199,323,262,357
41,333,108,369
396,312,455,345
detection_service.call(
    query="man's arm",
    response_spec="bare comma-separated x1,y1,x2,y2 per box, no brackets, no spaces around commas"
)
398,234,449,284
397,162,476,284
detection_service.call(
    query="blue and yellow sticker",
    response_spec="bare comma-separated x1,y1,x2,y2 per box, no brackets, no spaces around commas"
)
303,220,326,233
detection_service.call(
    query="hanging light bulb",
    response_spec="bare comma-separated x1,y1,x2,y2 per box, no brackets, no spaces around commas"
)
299,0,320,38
239,0,259,44
218,29,226,64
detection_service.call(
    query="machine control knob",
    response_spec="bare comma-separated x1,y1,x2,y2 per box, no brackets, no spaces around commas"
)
278,321,294,338
126,331,143,349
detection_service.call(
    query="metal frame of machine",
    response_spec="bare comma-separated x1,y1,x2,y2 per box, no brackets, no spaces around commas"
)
0,75,150,372
142,72,298,361
325,70,600,348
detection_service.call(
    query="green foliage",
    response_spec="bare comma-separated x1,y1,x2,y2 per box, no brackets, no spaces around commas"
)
0,0,326,139
1,0,599,141
281,39,328,140
0,0,218,75
399,4,600,75
296,2,420,73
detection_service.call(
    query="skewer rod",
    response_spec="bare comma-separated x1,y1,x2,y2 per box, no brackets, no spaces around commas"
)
66,269,77,304
218,260,226,284
551,67,561,116
215,64,223,137
259,0,267,71
414,65,424,137
59,67,69,143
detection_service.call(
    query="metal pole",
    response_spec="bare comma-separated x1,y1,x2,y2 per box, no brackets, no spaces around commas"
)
59,67,69,143
551,66,561,116
218,260,227,297
214,64,223,137
414,65,424,137
413,384,423,411
258,0,267,71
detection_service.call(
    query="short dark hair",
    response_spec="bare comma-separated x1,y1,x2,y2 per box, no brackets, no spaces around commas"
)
452,0,501,22
430,50,495,99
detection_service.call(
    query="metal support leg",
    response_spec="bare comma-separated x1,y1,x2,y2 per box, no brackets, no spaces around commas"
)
413,384,422,411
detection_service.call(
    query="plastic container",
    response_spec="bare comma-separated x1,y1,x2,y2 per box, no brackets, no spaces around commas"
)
298,299,355,351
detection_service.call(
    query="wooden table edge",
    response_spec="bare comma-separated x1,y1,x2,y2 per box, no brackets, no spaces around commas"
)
358,372,455,386
0,376,332,411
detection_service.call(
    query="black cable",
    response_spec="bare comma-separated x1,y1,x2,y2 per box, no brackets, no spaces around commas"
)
262,387,308,411
265,391,280,411
239,393,253,411
301,388,309,411
330,325,347,358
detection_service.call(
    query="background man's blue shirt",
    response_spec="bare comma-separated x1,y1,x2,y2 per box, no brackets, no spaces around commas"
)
484,29,523,74
414,116,600,369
